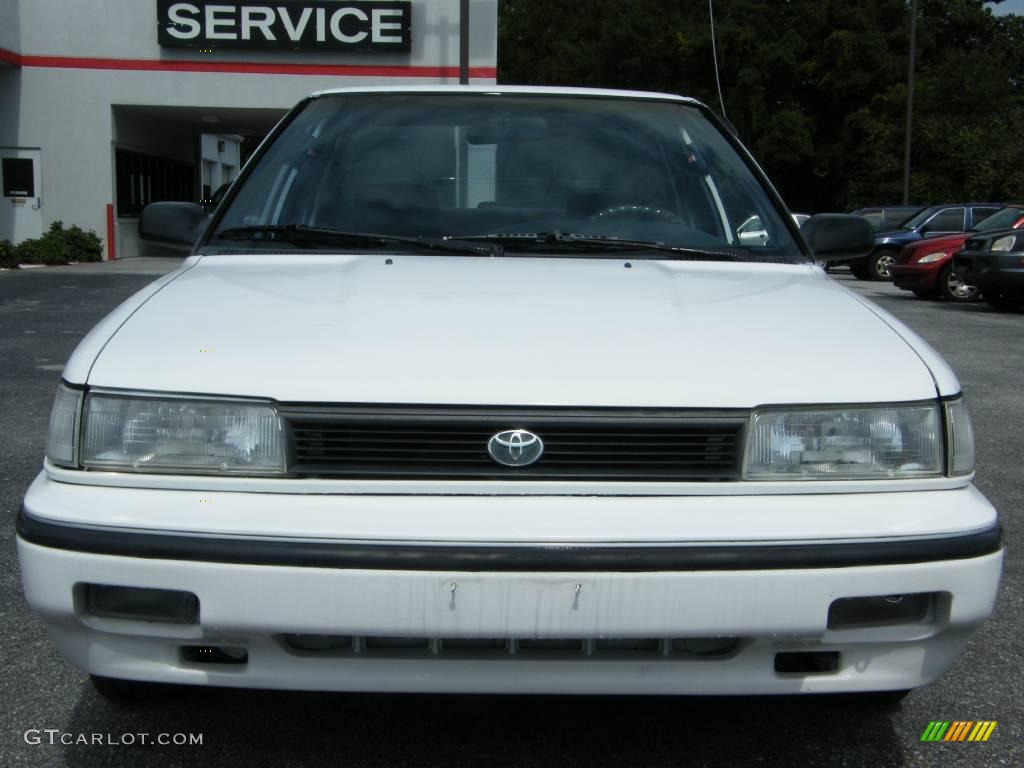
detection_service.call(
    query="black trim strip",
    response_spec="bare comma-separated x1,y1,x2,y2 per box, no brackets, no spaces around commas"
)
16,509,1001,572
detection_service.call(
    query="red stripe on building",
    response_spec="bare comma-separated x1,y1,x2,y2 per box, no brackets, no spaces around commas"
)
2,49,495,79
0,47,23,66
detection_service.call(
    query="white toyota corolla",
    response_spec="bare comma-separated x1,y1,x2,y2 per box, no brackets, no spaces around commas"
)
17,87,1001,703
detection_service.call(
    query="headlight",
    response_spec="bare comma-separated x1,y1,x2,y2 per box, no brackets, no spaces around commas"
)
991,235,1017,252
79,393,285,475
744,404,943,480
46,383,83,468
917,251,947,263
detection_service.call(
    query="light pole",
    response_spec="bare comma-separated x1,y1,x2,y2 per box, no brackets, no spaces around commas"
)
709,0,728,119
902,0,918,205
459,0,470,85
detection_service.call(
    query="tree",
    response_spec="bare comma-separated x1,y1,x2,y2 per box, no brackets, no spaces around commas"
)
499,0,1024,211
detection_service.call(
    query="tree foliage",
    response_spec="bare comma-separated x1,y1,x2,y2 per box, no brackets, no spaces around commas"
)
498,0,1024,211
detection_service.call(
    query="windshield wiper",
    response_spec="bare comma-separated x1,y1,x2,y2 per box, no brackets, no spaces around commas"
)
213,225,499,256
446,232,744,261
213,226,752,261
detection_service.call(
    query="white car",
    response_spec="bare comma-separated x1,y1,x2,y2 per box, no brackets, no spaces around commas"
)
736,214,770,246
18,86,1001,702
738,213,809,246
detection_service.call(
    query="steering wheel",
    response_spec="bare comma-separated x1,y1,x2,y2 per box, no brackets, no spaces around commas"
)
588,203,687,225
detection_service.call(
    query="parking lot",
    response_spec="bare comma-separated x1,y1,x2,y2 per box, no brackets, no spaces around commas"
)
1,262,1020,768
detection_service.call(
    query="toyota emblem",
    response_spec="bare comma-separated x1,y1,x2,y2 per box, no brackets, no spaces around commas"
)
487,429,544,467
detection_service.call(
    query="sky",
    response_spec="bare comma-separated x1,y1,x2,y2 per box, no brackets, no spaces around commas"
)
989,0,1024,15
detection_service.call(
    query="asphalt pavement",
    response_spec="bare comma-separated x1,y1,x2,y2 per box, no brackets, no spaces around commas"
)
0,261,1020,767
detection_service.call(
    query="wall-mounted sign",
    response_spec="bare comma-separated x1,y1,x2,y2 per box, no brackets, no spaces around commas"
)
157,1,412,51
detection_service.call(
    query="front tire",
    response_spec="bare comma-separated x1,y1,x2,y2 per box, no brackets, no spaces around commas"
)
846,689,912,710
90,674,169,704
986,292,1023,312
868,250,899,281
938,265,979,302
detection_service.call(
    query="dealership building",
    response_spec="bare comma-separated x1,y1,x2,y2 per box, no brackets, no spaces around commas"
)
0,0,497,257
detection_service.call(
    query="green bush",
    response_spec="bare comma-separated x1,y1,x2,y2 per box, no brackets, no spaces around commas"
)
13,236,51,264
0,239,17,269
13,221,104,266
60,222,104,262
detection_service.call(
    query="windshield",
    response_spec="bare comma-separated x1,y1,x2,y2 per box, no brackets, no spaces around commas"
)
971,206,1024,232
209,92,801,260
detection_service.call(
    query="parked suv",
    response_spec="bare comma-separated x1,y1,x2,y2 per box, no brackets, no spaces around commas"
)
852,203,1002,281
851,206,922,232
892,206,1024,302
955,228,1024,311
17,87,1001,702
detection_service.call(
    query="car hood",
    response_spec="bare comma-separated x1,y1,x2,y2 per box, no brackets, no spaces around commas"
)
875,229,918,244
907,232,971,253
82,254,944,408
961,227,1021,252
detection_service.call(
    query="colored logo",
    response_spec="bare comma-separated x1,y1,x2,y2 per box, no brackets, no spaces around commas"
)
487,429,544,467
920,721,997,742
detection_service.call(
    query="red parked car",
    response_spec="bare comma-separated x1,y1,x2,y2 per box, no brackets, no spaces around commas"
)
892,206,1024,301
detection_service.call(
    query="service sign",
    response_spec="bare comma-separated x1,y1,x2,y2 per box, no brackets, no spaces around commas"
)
157,1,412,51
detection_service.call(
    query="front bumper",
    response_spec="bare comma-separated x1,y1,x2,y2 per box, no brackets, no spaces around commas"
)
16,474,1003,696
955,252,1024,296
892,262,942,292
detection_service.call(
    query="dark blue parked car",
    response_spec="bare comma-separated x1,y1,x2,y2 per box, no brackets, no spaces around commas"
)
852,203,1003,280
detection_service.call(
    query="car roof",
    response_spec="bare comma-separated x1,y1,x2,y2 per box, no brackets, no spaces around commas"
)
309,84,704,107
851,206,921,214
923,203,1004,210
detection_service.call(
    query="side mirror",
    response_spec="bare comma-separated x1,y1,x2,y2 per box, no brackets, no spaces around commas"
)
801,213,874,261
138,202,209,251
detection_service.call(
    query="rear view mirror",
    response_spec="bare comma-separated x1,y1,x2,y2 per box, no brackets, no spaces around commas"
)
138,202,209,250
801,214,874,261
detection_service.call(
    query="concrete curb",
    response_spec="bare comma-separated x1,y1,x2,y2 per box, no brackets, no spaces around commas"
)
1,257,185,276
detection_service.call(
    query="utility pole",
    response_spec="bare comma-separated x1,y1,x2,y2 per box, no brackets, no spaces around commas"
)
456,0,471,208
459,0,470,85
902,0,918,205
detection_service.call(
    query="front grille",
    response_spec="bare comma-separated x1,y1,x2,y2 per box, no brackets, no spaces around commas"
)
280,634,742,659
281,405,746,481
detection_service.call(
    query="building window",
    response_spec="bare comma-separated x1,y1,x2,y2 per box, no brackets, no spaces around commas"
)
2,158,35,197
115,149,195,217
201,160,215,202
